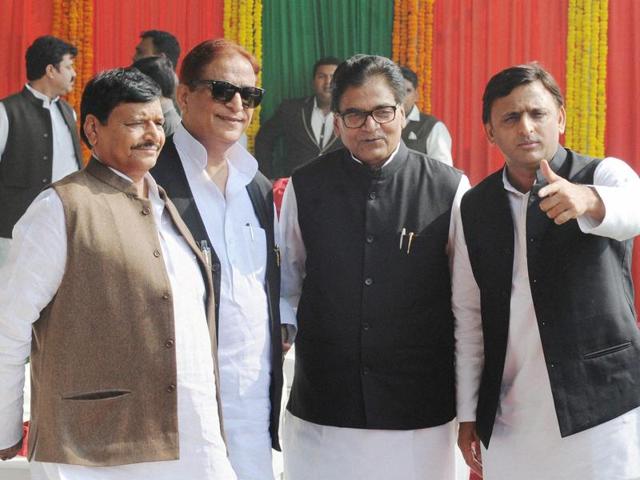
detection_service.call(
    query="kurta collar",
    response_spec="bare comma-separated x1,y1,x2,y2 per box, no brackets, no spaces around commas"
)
85,156,161,201
344,141,408,179
502,146,567,195
173,122,258,187
25,83,59,108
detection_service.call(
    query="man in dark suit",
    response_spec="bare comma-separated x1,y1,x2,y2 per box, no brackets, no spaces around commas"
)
255,57,343,178
151,39,285,480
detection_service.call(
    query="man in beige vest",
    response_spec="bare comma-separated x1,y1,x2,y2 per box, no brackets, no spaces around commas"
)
0,68,237,479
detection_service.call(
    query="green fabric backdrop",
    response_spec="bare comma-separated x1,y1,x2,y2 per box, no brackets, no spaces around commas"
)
260,0,393,173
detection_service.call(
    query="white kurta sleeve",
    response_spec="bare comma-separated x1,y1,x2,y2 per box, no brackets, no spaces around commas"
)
451,181,485,422
278,180,307,329
0,190,67,448
426,121,453,166
577,157,640,241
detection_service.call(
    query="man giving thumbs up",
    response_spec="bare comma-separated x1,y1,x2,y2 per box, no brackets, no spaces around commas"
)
453,63,640,480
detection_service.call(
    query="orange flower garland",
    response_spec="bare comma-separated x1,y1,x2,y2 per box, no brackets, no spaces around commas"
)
52,0,94,163
392,0,436,113
565,0,608,157
224,0,263,153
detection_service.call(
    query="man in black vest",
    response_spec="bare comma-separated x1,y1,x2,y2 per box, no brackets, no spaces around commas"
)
454,63,640,479
151,39,285,480
279,54,470,480
400,66,453,166
255,57,343,179
0,35,82,264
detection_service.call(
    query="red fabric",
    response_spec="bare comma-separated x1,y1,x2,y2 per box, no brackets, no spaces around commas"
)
273,177,289,217
606,0,640,316
0,0,53,98
430,0,568,186
17,421,29,457
94,0,224,73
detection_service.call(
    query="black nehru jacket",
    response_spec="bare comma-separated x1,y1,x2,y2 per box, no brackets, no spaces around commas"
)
288,142,462,429
461,147,640,447
0,87,82,238
401,111,438,154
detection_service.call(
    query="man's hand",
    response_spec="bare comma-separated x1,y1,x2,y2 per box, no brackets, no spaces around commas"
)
458,421,483,477
0,439,23,461
538,159,605,225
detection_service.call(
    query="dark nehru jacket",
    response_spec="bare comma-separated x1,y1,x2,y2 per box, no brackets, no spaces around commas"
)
461,147,640,447
289,142,462,429
0,87,82,238
151,136,284,450
401,111,438,154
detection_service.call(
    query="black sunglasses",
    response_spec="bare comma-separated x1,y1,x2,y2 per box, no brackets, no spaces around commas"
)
191,79,264,108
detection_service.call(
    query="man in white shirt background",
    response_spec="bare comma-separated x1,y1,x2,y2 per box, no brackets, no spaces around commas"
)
0,67,235,479
0,35,82,265
400,65,453,166
454,62,640,480
151,38,287,480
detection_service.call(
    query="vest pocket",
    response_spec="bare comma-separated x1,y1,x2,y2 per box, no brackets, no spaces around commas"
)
583,341,632,360
62,389,131,400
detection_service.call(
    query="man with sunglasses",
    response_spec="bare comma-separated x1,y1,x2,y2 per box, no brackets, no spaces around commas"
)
279,54,470,480
151,39,285,480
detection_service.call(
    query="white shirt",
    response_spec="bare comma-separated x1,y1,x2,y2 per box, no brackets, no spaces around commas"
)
452,156,640,479
0,169,236,479
310,97,334,149
0,84,79,182
174,124,275,480
279,150,471,480
406,106,453,166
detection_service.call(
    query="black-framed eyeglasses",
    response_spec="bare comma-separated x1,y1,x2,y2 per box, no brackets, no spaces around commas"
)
191,80,265,109
337,105,399,129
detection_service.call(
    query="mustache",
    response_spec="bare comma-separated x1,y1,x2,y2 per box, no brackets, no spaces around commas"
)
131,142,161,150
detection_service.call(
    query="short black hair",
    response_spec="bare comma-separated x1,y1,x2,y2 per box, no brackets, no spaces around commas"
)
26,35,77,81
400,66,418,89
331,55,405,112
132,55,176,99
482,62,564,124
313,56,341,77
140,30,181,70
80,68,161,148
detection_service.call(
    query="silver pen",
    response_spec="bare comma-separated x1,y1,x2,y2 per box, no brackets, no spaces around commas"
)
399,227,407,250
199,240,212,268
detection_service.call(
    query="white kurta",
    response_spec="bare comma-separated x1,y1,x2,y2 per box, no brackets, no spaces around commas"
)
453,156,640,480
278,149,471,480
0,171,236,479
174,125,274,480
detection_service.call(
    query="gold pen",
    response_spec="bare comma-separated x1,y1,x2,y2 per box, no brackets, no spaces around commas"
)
199,240,212,268
407,232,415,254
274,245,281,267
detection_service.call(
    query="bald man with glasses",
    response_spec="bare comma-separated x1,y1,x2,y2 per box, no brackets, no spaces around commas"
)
151,39,287,480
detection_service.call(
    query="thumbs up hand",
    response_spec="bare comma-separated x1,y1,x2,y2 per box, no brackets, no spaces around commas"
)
538,159,605,225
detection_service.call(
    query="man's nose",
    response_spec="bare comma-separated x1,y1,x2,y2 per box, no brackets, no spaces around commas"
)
519,114,535,134
227,92,244,111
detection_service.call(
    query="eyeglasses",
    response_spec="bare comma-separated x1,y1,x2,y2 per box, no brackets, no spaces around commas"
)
337,105,399,129
191,80,265,108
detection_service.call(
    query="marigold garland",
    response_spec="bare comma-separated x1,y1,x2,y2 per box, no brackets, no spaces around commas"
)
565,0,608,157
392,0,436,114
52,0,94,163
224,0,263,153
